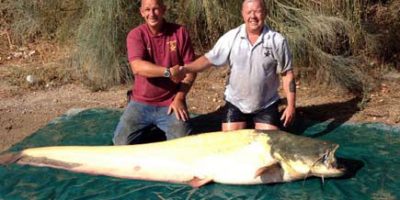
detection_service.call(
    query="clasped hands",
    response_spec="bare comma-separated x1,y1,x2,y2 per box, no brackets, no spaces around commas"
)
169,65,187,83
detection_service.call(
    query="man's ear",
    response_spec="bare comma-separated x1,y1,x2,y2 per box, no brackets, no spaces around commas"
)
139,7,144,17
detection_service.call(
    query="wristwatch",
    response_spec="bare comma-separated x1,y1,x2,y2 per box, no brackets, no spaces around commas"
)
163,68,171,78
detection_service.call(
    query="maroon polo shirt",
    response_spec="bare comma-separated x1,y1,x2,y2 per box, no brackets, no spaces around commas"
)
127,22,195,106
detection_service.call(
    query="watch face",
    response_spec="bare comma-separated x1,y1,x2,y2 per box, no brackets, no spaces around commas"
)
164,68,171,77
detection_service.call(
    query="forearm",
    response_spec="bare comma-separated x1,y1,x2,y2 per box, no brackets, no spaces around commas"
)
175,73,197,100
183,56,212,73
282,70,296,108
130,59,165,77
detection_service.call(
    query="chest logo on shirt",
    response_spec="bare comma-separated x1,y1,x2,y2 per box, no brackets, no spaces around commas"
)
263,47,272,57
167,40,177,52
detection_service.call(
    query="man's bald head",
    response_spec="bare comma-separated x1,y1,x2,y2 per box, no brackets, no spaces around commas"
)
242,0,266,12
241,0,266,34
140,0,166,34
141,0,164,7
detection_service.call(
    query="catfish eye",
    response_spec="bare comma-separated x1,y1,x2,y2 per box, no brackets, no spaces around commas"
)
322,154,329,165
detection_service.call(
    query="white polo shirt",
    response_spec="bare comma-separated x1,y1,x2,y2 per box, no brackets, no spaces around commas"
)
205,24,292,113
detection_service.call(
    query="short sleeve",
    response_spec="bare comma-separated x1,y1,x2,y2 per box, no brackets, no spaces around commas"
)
275,37,292,74
180,26,195,64
126,29,146,62
205,28,240,67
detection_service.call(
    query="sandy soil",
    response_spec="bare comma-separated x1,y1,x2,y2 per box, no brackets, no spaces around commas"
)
1,52,400,153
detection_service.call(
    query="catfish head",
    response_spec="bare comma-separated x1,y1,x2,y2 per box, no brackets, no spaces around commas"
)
263,130,346,182
307,144,345,178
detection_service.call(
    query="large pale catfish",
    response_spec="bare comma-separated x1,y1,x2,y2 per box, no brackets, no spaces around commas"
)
0,129,345,187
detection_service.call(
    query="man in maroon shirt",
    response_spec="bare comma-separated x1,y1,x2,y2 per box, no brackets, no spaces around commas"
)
113,0,196,145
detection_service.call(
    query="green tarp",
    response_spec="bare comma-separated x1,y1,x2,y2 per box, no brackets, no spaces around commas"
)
0,109,399,199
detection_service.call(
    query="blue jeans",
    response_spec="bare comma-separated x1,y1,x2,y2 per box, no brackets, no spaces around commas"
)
113,100,191,145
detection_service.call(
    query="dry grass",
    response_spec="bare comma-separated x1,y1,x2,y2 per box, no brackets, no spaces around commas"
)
1,0,399,97
3,64,75,90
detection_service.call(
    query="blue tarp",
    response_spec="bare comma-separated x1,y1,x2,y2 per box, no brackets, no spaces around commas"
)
0,109,399,199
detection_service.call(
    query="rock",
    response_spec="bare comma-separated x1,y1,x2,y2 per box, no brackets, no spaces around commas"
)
26,75,37,84
12,52,23,58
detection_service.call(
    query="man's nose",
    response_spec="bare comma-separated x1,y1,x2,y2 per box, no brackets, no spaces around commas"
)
150,9,156,16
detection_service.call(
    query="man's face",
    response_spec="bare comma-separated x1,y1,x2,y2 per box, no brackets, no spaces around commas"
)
140,0,166,30
242,1,265,34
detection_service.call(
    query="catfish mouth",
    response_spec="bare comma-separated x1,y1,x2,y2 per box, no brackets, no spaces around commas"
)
312,162,346,178
311,145,346,178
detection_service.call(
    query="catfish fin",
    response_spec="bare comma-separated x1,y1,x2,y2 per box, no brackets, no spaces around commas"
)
188,176,213,188
0,152,22,165
279,162,304,181
256,163,285,184
254,162,279,178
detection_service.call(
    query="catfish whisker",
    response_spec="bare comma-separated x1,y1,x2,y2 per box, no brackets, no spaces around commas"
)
306,154,326,185
302,170,312,186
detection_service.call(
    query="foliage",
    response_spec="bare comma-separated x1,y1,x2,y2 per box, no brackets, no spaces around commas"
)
176,0,371,96
74,0,138,91
2,0,399,96
264,0,370,96
175,0,243,52
2,0,85,43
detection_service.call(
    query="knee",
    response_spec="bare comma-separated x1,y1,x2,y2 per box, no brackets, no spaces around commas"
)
112,123,130,145
166,121,191,140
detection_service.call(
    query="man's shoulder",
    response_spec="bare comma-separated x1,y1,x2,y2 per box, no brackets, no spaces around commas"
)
164,22,188,34
219,25,243,40
165,22,182,28
264,28,287,43
128,24,147,37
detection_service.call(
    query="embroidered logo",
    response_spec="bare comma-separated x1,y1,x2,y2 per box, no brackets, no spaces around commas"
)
167,40,177,52
263,47,272,57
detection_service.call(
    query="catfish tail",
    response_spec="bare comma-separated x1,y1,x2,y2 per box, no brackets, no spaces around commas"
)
0,152,22,165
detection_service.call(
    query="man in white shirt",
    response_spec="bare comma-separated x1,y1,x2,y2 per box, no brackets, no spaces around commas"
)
179,0,296,131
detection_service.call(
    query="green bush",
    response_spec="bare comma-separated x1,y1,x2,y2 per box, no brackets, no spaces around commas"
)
3,0,85,43
74,0,138,91
2,0,399,96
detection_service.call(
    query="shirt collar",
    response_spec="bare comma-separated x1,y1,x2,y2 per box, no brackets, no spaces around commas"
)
239,24,270,44
145,20,168,37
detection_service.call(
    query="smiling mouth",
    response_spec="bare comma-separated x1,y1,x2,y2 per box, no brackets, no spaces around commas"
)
248,21,259,26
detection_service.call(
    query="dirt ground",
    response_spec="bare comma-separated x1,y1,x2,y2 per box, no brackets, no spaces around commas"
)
1,44,400,153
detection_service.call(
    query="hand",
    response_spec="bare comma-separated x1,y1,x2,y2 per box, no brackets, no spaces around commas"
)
280,106,295,127
168,97,190,121
169,65,185,83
